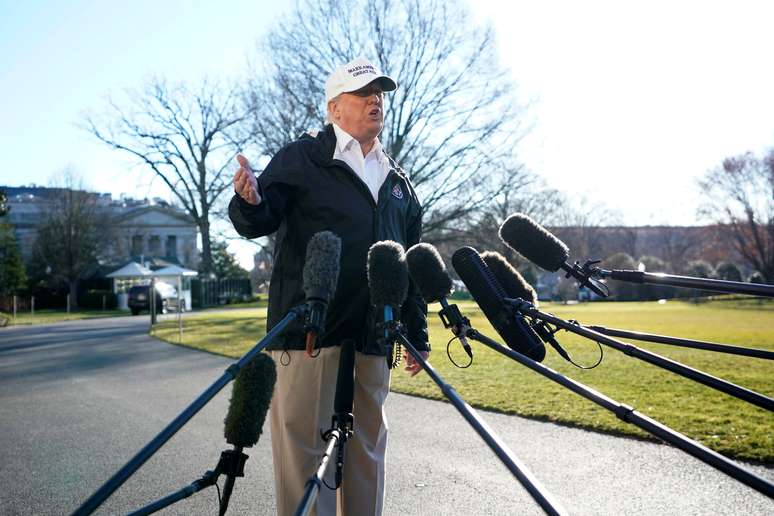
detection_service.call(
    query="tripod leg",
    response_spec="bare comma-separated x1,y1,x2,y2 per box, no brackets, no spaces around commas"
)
219,475,236,516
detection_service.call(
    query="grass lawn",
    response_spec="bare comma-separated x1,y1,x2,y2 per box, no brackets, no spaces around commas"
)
0,297,265,327
150,298,774,463
1,308,131,326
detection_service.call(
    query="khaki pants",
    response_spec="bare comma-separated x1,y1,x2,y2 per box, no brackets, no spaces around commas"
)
268,347,390,516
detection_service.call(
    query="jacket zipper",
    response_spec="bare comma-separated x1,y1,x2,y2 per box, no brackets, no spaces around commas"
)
331,158,376,208
331,158,394,244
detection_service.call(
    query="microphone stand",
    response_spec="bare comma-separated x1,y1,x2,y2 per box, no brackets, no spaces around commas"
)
72,304,308,516
383,320,568,516
293,416,352,516
587,325,774,361
127,447,248,516
594,268,774,298
456,326,774,499
504,298,774,413
293,342,355,516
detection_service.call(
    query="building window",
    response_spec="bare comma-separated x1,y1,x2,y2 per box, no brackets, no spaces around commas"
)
148,235,161,254
166,235,177,259
131,235,143,256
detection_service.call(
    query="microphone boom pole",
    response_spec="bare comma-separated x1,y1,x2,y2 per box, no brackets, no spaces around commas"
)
461,328,774,499
386,241,564,514
72,304,307,516
598,269,774,298
390,328,567,516
294,426,344,516
587,326,774,361
293,340,355,516
506,299,774,413
127,448,248,516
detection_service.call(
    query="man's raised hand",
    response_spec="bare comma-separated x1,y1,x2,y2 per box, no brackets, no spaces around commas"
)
233,154,261,205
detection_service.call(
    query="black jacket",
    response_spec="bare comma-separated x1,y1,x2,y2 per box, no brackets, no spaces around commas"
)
228,124,428,354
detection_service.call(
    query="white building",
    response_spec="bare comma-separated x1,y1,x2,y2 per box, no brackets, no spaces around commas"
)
3,186,199,271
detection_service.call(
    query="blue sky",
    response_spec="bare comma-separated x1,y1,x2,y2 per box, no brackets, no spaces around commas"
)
2,1,774,267
0,0,288,198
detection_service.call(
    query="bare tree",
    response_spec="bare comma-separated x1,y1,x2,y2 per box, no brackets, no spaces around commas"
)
656,226,701,274
30,172,107,305
551,197,621,260
456,168,565,257
83,78,251,273
245,0,527,237
698,151,774,282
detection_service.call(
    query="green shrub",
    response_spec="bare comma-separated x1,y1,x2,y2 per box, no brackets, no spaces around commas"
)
78,290,117,309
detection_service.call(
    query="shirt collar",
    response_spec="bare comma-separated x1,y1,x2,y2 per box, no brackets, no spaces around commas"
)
332,123,383,161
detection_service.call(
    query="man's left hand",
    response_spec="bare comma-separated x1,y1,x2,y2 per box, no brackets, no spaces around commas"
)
404,350,429,377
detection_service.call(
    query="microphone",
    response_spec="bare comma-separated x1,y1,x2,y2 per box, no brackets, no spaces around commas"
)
332,339,356,487
499,213,609,297
334,340,356,416
452,246,546,362
221,353,277,516
302,231,342,357
405,243,473,359
367,241,410,366
481,251,571,362
480,251,538,306
224,353,277,447
367,240,410,334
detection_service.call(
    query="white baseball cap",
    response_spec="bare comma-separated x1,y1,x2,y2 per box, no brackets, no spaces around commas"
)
325,56,397,102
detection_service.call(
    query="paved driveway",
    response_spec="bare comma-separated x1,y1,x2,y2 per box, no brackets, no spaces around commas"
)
0,317,772,515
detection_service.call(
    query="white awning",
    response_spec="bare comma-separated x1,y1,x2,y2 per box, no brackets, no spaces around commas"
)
106,261,153,278
153,265,199,277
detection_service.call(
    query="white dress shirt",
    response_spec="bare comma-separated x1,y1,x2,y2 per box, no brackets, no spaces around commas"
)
331,123,391,203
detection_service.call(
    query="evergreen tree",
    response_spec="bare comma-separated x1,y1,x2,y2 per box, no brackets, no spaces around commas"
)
601,252,639,300
715,261,742,282
0,189,8,217
748,272,766,284
209,239,249,279
685,260,716,299
686,260,715,279
0,218,27,295
638,255,675,299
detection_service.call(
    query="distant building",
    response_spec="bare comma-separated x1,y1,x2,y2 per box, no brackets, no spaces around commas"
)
2,186,199,270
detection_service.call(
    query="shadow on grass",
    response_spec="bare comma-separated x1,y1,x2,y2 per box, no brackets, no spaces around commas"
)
390,387,774,467
388,387,774,469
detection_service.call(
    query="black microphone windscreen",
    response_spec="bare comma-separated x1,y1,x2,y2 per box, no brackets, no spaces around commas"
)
405,243,453,303
452,246,546,362
303,231,342,300
481,251,538,305
499,214,569,272
334,340,356,414
367,241,409,307
224,353,277,448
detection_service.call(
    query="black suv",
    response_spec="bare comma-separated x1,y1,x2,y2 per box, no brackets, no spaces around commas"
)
127,282,181,315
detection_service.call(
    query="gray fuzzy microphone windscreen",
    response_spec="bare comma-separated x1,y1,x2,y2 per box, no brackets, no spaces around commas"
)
302,231,342,300
367,241,409,307
405,243,453,303
499,214,569,272
224,353,277,448
481,251,538,305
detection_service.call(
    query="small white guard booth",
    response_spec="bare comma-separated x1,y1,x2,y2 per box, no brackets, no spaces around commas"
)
152,265,198,311
106,262,153,310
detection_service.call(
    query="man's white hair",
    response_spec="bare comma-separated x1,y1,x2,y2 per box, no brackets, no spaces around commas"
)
325,94,341,124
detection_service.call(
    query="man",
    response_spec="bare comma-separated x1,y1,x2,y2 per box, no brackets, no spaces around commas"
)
229,56,429,516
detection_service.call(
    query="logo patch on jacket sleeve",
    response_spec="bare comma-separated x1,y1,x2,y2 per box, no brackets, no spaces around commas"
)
391,184,404,199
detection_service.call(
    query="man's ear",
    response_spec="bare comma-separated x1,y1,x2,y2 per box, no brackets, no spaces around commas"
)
327,99,339,121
